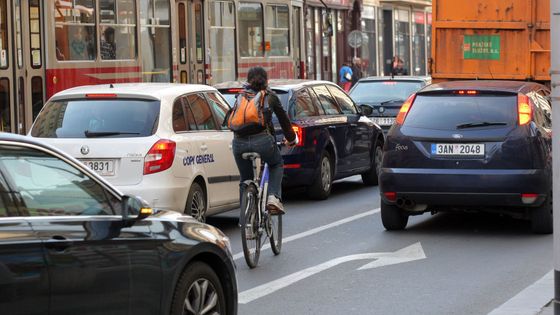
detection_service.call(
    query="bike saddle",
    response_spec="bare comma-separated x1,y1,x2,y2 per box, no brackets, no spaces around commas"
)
242,152,260,160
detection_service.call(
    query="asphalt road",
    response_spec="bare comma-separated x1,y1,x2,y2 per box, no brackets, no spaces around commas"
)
208,176,553,315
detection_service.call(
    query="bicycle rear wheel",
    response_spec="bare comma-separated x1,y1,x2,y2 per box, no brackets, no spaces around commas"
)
241,183,262,268
269,213,282,255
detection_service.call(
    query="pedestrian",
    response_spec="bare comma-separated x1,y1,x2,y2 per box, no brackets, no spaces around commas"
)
351,57,363,88
391,56,408,76
227,67,298,215
339,62,353,92
100,27,116,60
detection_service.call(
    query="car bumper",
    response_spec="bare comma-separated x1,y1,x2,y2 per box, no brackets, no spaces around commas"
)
115,179,189,212
380,168,550,207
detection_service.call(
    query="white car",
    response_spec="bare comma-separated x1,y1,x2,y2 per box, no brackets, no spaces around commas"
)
29,83,240,221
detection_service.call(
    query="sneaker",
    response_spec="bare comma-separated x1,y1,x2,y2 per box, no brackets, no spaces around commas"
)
267,195,285,215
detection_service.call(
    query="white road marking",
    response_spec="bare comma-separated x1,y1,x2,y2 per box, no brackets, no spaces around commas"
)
487,270,553,315
233,208,380,260
238,242,426,304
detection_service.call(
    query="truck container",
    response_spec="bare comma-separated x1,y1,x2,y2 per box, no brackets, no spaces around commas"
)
430,0,550,82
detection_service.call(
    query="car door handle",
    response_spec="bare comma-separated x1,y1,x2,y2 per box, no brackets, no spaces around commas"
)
44,235,72,252
200,144,208,151
350,123,358,127
328,126,337,129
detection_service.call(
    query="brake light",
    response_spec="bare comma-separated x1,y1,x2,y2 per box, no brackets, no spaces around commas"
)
518,94,532,125
382,81,397,85
86,93,117,99
144,139,176,175
455,90,478,95
292,125,304,147
521,193,538,204
284,164,301,169
395,93,416,125
226,88,243,94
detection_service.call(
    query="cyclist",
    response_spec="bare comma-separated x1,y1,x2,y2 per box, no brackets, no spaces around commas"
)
229,67,298,215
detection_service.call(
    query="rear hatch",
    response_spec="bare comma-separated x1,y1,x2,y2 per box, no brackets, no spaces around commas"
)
387,91,533,170
30,97,161,185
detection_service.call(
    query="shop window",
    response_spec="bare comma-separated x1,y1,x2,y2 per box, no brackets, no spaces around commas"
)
412,11,426,75
266,5,289,57
305,7,315,79
140,0,171,82
0,79,10,132
239,3,264,57
54,0,96,61
210,1,236,81
99,0,137,60
361,6,377,76
394,9,411,74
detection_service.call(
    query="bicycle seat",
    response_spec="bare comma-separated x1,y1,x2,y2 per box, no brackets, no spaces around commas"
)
242,152,260,160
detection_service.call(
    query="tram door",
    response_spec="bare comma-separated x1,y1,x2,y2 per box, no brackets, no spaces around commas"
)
0,0,14,133
188,0,206,84
176,1,190,83
3,0,44,134
292,6,303,79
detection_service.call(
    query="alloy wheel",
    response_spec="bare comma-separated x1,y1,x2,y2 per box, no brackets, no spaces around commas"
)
183,278,221,315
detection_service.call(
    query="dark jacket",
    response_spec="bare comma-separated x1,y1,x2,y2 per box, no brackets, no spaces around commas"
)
226,87,296,142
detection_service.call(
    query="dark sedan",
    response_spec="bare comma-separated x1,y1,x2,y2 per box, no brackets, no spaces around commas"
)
349,76,431,132
216,80,385,200
0,133,237,315
379,80,552,234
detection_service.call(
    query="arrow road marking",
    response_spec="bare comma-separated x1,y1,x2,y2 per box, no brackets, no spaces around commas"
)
238,242,426,304
233,208,380,260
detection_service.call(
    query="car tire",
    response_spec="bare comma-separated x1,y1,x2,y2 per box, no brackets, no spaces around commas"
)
308,151,333,200
531,192,552,234
361,141,383,186
185,182,207,222
381,200,409,231
170,261,227,315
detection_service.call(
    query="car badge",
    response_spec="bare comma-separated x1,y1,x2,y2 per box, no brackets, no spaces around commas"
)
80,145,90,155
452,134,463,139
378,106,385,113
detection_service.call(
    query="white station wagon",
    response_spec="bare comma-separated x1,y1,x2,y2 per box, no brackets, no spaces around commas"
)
29,83,240,221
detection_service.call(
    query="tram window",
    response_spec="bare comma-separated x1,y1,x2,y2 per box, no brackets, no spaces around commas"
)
31,77,43,120
140,0,171,82
178,3,186,64
239,3,264,57
29,0,42,68
99,0,136,60
209,1,236,82
266,5,289,57
0,0,8,69
0,79,10,132
55,0,96,61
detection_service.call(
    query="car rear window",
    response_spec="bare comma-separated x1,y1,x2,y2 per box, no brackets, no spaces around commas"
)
31,99,160,138
350,81,424,104
404,94,518,130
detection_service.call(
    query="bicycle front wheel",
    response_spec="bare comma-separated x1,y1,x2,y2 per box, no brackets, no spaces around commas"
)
269,213,282,255
241,183,262,268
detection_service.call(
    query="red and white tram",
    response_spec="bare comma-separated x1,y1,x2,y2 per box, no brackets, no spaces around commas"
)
0,0,305,134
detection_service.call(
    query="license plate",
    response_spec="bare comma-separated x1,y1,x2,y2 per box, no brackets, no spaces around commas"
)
80,159,116,176
431,143,485,156
371,117,396,126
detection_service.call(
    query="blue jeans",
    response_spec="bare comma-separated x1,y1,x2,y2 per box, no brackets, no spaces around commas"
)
233,132,283,200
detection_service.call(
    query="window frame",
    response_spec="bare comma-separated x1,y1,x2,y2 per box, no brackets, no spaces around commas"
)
54,0,97,62
238,2,265,58
98,0,138,61
265,4,290,57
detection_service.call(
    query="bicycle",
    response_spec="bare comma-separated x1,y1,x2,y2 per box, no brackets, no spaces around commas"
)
240,152,283,268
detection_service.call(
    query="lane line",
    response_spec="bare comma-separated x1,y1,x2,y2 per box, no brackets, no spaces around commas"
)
233,208,380,260
487,270,553,315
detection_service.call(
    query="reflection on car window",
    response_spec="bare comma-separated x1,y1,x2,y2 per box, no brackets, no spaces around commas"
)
0,145,118,216
350,81,423,104
187,94,217,130
290,89,319,118
172,98,187,132
206,93,230,130
326,85,357,114
312,85,341,115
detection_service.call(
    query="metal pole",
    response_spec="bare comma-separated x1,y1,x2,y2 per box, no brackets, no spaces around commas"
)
552,0,560,314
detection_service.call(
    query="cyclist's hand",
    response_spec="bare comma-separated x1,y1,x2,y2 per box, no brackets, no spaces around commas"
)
283,134,299,147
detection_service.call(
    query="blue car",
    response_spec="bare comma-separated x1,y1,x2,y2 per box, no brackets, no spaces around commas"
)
379,80,552,233
216,80,385,199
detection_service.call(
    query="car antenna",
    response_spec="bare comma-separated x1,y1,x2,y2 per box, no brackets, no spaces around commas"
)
110,83,114,88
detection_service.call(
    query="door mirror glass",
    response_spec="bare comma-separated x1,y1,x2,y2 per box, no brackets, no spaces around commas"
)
360,105,373,116
122,195,152,223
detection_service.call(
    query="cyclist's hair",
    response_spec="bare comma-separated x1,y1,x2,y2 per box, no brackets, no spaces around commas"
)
247,67,268,91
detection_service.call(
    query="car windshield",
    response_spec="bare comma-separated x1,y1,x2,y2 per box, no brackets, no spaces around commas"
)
404,94,518,130
350,81,424,104
31,99,160,138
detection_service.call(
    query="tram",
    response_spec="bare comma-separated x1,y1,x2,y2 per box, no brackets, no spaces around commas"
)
0,0,306,134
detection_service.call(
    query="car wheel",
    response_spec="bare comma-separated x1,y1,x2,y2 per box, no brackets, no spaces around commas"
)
170,261,227,315
308,151,333,200
381,200,409,231
361,141,383,186
531,191,552,234
186,182,207,222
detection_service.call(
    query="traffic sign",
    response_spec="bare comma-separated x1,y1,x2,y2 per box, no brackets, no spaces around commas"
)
348,30,364,48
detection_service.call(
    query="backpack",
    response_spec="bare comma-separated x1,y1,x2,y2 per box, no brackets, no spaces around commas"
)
227,90,268,134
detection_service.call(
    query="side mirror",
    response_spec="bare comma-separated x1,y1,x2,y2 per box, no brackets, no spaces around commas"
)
359,105,373,116
122,195,153,224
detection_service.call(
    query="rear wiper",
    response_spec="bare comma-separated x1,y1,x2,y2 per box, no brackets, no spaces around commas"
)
456,121,507,129
84,130,140,138
380,98,405,105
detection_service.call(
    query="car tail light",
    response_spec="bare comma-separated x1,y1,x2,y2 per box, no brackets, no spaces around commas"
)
395,93,416,125
384,192,397,202
86,93,117,99
144,139,176,175
226,88,243,94
521,193,538,204
292,125,304,147
518,94,532,125
284,164,301,169
455,90,478,95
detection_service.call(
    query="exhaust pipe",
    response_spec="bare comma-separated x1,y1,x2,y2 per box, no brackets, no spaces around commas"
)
396,198,405,207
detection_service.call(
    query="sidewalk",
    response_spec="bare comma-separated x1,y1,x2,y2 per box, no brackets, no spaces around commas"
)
487,271,553,315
